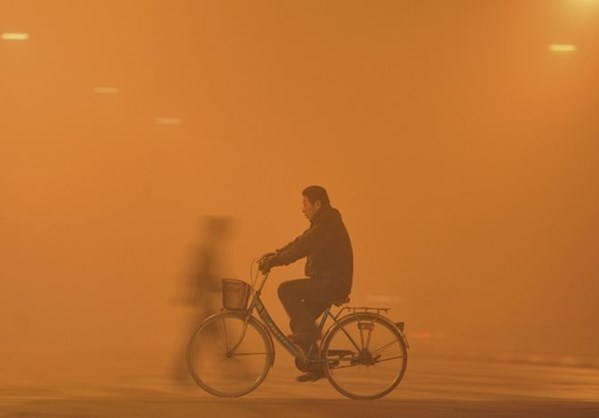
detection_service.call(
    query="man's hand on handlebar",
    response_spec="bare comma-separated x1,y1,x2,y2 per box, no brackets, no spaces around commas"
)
259,252,276,274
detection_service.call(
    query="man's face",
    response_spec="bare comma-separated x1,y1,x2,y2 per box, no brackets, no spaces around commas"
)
302,196,321,221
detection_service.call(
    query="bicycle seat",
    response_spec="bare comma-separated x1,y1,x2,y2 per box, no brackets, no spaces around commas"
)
332,296,350,307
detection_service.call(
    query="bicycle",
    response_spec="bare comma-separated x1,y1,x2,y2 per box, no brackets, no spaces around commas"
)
187,257,409,400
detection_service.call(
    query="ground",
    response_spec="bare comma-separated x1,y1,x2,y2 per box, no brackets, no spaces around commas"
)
1,357,598,418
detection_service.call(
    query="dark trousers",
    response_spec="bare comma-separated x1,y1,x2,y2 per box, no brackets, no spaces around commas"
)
277,278,348,337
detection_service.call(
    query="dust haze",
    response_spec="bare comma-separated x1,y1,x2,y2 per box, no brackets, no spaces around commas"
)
1,0,598,385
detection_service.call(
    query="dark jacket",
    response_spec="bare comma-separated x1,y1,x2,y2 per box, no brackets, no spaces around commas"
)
270,205,353,292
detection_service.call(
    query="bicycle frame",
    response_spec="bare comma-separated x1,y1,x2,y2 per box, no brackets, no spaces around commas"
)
237,271,343,362
228,269,408,365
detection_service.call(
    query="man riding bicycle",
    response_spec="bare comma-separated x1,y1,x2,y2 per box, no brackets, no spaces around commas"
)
260,185,353,381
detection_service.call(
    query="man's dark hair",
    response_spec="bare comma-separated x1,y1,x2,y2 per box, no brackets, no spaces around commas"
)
302,185,330,206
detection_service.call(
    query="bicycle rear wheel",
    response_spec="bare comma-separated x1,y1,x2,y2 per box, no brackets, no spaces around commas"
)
187,311,274,397
322,313,408,400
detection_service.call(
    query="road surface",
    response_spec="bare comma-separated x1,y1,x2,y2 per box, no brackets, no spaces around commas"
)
1,357,598,417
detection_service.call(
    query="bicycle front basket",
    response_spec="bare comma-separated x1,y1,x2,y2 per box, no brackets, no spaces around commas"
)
221,278,252,311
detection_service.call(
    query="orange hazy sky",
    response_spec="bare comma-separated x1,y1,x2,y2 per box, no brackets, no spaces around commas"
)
1,0,598,381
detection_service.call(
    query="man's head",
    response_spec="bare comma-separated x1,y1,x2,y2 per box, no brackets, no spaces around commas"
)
302,185,330,221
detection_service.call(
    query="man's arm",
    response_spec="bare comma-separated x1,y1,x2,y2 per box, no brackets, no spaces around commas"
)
273,234,301,255
270,223,323,267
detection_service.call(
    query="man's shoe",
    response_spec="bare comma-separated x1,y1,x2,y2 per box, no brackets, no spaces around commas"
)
296,369,325,382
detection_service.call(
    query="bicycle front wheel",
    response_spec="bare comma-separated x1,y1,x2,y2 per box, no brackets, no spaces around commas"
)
322,313,408,400
187,311,274,397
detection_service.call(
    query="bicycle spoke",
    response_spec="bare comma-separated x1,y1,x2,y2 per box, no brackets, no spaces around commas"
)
231,352,270,356
371,338,399,356
222,318,231,351
375,354,406,363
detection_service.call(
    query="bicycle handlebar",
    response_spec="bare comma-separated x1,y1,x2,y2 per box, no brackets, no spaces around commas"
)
257,252,275,274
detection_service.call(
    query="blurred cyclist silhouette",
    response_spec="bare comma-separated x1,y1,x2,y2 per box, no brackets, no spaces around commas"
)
172,216,234,384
